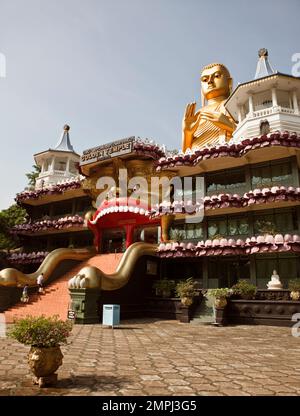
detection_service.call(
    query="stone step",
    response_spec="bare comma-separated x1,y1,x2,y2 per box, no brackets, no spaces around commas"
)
4,253,123,323
190,293,215,324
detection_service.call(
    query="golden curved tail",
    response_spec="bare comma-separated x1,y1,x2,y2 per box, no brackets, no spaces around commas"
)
69,242,158,291
0,247,96,287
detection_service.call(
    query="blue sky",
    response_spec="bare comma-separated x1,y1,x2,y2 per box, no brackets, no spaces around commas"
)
0,0,299,210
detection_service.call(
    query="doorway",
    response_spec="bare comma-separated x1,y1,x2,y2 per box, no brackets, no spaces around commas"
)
102,228,125,253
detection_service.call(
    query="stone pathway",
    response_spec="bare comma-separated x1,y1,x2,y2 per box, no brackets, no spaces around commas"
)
0,319,299,396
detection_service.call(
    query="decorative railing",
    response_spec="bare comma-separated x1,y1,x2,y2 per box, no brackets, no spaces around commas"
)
11,215,84,234
157,234,300,258
156,131,300,171
151,185,300,216
133,138,165,159
253,106,295,118
7,251,49,265
15,178,83,203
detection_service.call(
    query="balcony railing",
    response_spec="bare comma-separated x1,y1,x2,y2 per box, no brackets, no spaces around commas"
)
252,106,296,118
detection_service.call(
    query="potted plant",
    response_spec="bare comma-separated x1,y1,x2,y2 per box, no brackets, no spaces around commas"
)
153,278,175,298
8,315,73,387
288,279,300,301
208,288,231,309
231,280,257,300
175,277,197,306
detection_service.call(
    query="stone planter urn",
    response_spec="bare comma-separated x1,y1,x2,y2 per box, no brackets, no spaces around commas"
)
28,346,63,387
181,296,193,306
290,291,300,301
215,297,227,309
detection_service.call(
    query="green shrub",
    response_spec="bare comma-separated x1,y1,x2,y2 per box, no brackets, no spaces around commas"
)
8,315,73,348
207,288,231,299
288,279,300,292
175,278,197,298
153,278,176,291
231,280,257,298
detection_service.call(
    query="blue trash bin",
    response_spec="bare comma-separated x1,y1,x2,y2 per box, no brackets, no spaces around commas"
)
102,304,120,327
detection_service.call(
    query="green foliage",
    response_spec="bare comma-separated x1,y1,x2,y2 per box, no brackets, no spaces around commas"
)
26,164,41,187
255,220,277,235
175,277,197,298
208,288,231,299
0,204,27,250
288,279,300,292
171,229,184,242
153,278,175,291
231,280,257,298
8,315,73,348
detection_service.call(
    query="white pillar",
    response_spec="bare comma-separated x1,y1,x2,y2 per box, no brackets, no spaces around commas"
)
50,156,55,172
248,94,254,115
65,158,70,175
41,160,45,173
271,88,278,108
237,105,242,123
292,90,299,114
289,92,293,109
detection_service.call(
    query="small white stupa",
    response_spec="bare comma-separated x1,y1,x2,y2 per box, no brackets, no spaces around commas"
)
267,270,283,290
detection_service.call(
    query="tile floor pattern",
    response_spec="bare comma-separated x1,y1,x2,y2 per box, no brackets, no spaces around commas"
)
0,319,299,396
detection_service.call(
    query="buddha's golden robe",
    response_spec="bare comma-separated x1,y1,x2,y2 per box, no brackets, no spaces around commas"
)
192,101,234,149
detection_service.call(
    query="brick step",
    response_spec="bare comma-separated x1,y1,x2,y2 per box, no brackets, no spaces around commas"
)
5,253,123,322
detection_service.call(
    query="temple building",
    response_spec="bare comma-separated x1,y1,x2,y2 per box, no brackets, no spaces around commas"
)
155,49,300,290
1,49,300,324
11,125,94,268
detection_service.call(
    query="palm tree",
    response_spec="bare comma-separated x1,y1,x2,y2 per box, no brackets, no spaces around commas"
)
26,164,41,187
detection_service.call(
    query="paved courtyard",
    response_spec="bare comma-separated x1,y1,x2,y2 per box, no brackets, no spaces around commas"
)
0,319,299,396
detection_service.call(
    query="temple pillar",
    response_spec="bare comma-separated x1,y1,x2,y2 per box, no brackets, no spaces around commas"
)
65,158,70,175
292,90,299,114
50,156,56,173
250,256,256,285
237,105,242,123
291,155,300,187
248,94,254,115
160,214,174,242
203,258,209,289
125,224,135,248
271,87,278,108
94,229,102,253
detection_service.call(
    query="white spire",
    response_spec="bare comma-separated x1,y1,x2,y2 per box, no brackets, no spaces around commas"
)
254,48,275,79
54,124,75,152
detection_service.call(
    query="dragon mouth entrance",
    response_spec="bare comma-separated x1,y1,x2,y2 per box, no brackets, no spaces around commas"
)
88,197,159,252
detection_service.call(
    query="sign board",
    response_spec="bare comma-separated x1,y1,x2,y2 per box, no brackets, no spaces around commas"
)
80,137,135,166
67,310,76,320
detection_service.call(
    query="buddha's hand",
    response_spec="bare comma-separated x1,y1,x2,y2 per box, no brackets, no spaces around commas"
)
200,111,234,131
182,102,201,135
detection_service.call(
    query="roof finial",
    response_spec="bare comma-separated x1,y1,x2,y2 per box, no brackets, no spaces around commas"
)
254,48,275,79
54,124,75,152
258,48,268,58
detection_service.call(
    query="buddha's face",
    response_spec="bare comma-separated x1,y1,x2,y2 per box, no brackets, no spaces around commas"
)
201,65,231,100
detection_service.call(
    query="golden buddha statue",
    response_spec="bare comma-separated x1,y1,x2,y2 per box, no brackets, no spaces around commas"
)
182,63,236,152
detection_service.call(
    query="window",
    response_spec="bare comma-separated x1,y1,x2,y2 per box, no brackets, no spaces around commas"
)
251,161,292,188
206,168,245,194
254,210,298,235
76,198,92,214
44,159,52,172
170,223,204,241
69,160,78,174
54,158,67,171
260,120,270,135
207,216,249,238
256,255,299,288
53,201,73,216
